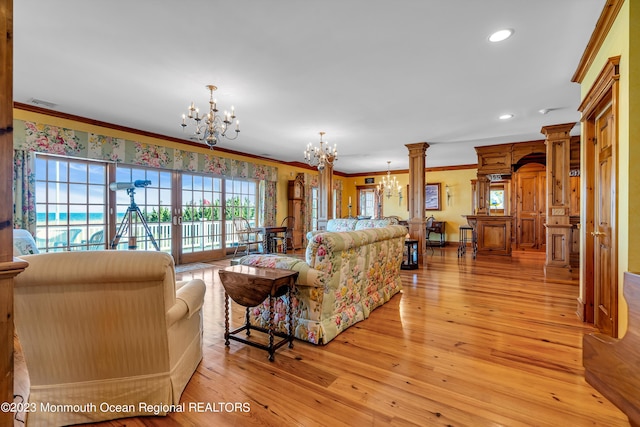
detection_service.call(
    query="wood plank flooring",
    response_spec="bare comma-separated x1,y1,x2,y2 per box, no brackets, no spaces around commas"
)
14,248,631,426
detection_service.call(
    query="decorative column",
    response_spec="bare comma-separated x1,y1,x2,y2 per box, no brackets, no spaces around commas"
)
405,142,429,261
542,123,575,279
317,160,335,231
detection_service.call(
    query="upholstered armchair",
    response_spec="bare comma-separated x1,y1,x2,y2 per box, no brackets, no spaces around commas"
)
13,229,39,256
13,250,206,426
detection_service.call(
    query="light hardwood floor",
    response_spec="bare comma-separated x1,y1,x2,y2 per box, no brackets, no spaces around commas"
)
15,248,631,426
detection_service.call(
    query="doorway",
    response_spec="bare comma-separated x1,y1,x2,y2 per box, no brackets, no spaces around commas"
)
356,185,379,219
579,56,619,337
514,163,546,251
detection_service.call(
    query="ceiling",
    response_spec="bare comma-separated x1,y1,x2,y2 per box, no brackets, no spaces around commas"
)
13,0,605,174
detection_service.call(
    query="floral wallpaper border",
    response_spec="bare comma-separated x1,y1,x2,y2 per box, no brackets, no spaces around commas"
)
13,120,279,182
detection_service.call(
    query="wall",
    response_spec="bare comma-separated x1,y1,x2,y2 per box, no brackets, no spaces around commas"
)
343,167,477,243
342,174,410,219
12,109,505,251
578,0,637,335
628,0,640,272
13,108,314,228
420,168,478,242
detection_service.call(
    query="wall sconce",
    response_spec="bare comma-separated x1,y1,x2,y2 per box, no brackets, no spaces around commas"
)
446,184,451,206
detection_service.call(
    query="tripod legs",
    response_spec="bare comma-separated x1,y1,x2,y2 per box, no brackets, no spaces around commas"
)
110,206,160,251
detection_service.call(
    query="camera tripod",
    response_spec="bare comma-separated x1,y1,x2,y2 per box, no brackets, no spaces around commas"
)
110,188,160,251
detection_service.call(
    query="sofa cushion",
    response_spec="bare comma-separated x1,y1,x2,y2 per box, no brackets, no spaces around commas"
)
326,218,357,232
354,219,390,230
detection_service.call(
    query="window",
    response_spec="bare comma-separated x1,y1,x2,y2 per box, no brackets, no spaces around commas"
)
112,166,172,252
33,156,263,259
35,154,108,252
490,189,504,209
181,173,224,253
358,187,377,219
311,187,319,231
489,182,508,215
225,178,260,244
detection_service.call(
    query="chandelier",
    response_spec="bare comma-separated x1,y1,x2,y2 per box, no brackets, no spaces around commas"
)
181,84,240,149
304,131,337,171
377,161,403,202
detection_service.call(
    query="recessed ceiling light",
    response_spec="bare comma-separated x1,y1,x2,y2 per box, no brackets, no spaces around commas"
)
489,29,514,43
499,114,514,120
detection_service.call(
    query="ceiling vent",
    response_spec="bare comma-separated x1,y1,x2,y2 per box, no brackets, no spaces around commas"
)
28,98,58,109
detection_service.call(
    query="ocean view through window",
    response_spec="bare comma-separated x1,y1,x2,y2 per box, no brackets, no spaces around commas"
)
35,154,108,252
34,156,261,262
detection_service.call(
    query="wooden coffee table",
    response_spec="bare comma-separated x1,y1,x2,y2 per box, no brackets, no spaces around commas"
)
218,265,298,361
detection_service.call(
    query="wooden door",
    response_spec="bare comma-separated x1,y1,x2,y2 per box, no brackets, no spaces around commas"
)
593,103,617,336
516,164,546,251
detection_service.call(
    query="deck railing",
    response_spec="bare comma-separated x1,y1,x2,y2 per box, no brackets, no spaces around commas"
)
36,221,241,253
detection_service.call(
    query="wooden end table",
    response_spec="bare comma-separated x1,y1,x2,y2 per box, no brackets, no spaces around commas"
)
218,265,298,361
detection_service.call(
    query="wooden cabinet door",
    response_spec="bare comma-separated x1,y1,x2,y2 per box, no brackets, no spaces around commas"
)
516,164,545,251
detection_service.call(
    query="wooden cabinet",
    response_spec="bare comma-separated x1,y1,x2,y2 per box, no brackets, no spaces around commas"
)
476,146,511,175
287,177,305,249
466,215,512,256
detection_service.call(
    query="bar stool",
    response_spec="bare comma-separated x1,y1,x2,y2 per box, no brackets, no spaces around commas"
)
458,225,476,258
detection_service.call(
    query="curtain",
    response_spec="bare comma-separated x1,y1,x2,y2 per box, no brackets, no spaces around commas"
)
13,150,36,233
263,180,276,226
334,179,342,218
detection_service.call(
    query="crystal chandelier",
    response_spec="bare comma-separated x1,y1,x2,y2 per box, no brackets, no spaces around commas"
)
181,84,240,149
304,131,337,171
377,161,403,202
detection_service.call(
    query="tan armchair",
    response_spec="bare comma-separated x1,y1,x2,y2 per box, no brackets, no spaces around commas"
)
13,250,206,426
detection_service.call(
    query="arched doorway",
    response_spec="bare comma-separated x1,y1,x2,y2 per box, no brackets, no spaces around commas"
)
513,155,546,251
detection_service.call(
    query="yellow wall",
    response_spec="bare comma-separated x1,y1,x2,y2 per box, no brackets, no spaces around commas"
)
628,0,640,272
420,168,478,242
341,174,412,220
342,168,477,242
578,0,638,334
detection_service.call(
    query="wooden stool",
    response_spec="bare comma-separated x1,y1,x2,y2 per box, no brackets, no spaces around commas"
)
218,265,298,361
458,225,476,258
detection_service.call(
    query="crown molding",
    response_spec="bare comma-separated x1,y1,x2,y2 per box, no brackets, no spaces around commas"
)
572,0,624,83
14,102,478,177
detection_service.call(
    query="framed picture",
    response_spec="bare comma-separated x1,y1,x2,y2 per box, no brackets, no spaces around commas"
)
425,183,441,211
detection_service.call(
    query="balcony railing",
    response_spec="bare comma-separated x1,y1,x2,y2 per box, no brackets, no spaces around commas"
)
36,221,242,253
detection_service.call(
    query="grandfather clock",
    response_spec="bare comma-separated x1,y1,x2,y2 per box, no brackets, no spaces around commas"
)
288,174,305,249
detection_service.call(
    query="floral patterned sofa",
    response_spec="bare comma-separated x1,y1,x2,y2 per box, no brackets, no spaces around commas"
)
233,222,407,345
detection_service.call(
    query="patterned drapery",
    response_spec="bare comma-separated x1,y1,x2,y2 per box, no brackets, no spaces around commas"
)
13,150,36,233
